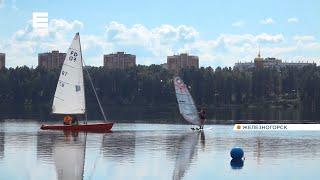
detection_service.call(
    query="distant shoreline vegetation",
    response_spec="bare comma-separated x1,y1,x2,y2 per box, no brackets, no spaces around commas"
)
0,64,320,121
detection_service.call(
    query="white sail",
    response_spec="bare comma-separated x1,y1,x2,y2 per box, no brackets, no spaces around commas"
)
174,76,201,125
52,33,85,114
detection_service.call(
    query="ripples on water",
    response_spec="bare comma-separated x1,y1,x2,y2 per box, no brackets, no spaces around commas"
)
0,120,320,180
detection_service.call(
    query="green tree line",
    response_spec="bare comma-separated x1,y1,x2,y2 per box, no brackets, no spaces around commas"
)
1,65,320,115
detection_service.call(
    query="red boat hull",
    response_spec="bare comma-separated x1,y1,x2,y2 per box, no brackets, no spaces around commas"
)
40,122,114,133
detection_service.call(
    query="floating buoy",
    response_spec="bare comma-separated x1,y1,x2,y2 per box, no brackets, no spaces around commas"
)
230,147,244,159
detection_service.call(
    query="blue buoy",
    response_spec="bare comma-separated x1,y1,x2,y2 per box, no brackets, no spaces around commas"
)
230,147,244,159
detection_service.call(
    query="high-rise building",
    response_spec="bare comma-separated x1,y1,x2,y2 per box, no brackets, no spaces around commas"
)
0,53,5,70
38,50,66,69
234,51,315,71
167,53,199,71
104,52,136,69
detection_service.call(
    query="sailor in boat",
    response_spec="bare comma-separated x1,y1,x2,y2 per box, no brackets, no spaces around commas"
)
63,115,79,126
198,108,206,130
63,115,73,125
72,116,79,125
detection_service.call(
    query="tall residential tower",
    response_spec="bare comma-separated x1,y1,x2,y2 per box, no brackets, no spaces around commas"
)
167,53,199,71
38,50,67,69
104,52,136,69
0,53,5,70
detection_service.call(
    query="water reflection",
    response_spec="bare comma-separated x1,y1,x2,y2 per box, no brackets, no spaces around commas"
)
200,131,205,150
53,131,86,180
0,132,4,159
102,131,136,162
37,132,59,161
36,131,87,180
173,132,203,180
2,122,320,179
230,159,244,169
3,104,320,122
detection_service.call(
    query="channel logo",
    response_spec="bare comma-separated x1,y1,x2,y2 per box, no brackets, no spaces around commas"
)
32,12,48,35
234,124,320,131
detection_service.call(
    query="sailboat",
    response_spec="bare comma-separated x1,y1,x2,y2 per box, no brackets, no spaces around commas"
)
173,76,202,129
41,33,113,132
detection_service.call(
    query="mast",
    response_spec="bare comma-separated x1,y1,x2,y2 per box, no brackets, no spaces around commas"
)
78,33,88,124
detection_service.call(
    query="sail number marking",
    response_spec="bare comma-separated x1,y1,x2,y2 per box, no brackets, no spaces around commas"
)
69,50,78,62
61,71,68,76
59,81,65,87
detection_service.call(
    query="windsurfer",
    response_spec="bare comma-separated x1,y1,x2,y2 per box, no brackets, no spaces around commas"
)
199,108,206,130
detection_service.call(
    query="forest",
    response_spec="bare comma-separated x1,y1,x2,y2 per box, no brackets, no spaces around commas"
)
0,64,320,118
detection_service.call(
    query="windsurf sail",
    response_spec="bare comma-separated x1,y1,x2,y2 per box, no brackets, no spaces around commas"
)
174,76,201,125
52,33,85,114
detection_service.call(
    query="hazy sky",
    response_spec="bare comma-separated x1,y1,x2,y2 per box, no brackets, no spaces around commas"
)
0,0,319,67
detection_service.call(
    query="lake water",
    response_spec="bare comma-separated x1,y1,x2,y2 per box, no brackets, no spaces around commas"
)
2,104,320,123
1,120,320,180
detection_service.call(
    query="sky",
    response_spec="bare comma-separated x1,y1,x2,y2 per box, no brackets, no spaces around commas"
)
0,0,319,67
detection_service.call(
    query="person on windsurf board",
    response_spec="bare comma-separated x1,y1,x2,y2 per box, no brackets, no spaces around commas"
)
173,76,208,131
198,108,206,130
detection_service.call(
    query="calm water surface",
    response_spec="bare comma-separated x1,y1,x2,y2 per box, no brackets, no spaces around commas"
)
1,120,320,180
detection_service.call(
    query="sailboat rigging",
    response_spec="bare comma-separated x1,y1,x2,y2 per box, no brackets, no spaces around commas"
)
41,33,113,132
